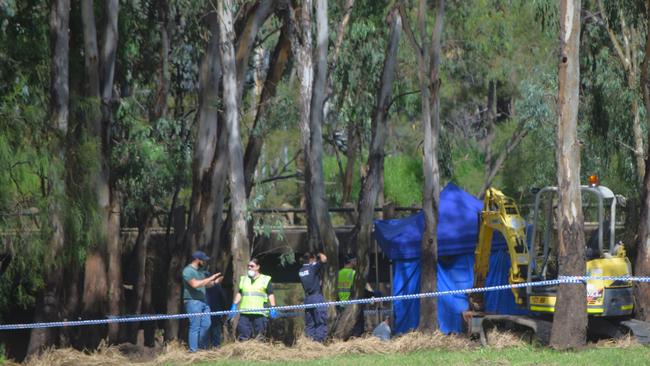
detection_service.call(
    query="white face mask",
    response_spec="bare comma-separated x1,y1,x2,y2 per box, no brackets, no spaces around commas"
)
247,270,256,278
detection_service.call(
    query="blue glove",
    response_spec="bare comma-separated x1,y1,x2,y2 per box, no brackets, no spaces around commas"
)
228,303,237,320
269,308,278,319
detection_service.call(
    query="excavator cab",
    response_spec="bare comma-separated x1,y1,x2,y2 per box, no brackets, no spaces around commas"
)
526,180,633,316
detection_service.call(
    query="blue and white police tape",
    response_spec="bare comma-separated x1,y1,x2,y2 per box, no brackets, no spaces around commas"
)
1,276,649,331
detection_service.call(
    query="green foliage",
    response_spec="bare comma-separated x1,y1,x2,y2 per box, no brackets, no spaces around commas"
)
113,98,192,225
383,156,423,206
278,249,296,268
501,71,558,195
0,75,50,312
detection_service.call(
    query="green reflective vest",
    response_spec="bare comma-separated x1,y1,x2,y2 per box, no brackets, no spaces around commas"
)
337,268,356,301
239,274,271,316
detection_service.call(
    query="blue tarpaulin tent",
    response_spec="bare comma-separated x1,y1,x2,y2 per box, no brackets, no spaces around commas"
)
374,183,528,334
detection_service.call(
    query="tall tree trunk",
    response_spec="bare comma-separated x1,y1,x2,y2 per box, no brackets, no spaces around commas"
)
80,1,108,335
210,1,275,270
635,0,650,322
629,56,644,182
185,12,222,255
80,0,121,345
27,0,70,355
419,0,444,332
164,12,222,341
550,0,587,349
334,6,401,339
127,213,153,344
151,0,172,121
400,0,445,332
306,0,341,304
164,205,186,341
243,23,292,196
100,0,122,343
286,0,314,229
235,0,276,102
141,243,156,347
219,0,252,296
341,120,358,205
81,0,100,101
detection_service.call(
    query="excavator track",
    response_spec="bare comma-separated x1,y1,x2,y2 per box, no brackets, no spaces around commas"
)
466,314,552,346
619,319,650,344
469,315,650,345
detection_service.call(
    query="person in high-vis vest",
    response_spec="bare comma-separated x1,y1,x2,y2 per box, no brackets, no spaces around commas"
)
337,254,357,301
229,258,277,340
337,254,374,337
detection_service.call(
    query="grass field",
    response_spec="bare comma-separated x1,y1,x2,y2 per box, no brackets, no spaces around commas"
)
195,346,650,366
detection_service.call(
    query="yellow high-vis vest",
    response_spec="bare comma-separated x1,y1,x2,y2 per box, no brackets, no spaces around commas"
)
337,268,356,301
239,274,271,316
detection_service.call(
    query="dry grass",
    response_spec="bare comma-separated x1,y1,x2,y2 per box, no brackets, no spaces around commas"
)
592,334,639,349
9,330,638,366
484,329,527,349
15,332,473,366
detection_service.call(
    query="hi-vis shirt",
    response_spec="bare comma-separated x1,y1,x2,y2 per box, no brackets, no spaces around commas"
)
299,261,323,296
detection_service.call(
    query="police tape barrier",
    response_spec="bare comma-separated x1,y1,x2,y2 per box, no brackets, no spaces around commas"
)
1,276,649,331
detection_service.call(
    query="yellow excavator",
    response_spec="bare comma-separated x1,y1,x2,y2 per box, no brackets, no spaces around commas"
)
465,180,649,345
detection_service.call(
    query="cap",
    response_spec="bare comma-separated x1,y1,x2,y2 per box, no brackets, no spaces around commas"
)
344,254,357,264
192,250,210,261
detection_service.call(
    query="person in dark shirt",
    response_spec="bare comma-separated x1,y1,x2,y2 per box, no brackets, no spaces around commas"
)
182,251,222,352
205,275,228,348
298,252,328,342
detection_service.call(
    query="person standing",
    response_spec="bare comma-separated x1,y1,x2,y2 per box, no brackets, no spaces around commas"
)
229,258,277,340
298,252,328,342
337,254,357,302
183,250,223,352
337,254,374,337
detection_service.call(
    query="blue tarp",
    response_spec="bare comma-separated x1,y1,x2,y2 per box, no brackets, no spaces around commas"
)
374,183,508,259
374,183,528,334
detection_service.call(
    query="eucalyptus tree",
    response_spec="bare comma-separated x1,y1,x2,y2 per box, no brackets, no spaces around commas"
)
635,0,650,322
594,0,646,181
550,0,587,349
26,0,70,355
334,4,402,339
400,0,445,332
285,0,341,307
79,0,122,344
219,0,252,300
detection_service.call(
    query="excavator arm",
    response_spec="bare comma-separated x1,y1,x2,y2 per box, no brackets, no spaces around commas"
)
469,187,529,311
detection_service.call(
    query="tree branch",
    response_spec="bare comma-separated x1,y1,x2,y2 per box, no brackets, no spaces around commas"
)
328,0,356,72
596,0,630,71
257,173,301,185
387,89,420,112
398,2,422,56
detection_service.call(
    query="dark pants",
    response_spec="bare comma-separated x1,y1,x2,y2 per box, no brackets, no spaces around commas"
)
210,316,223,347
237,314,268,341
304,294,327,342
